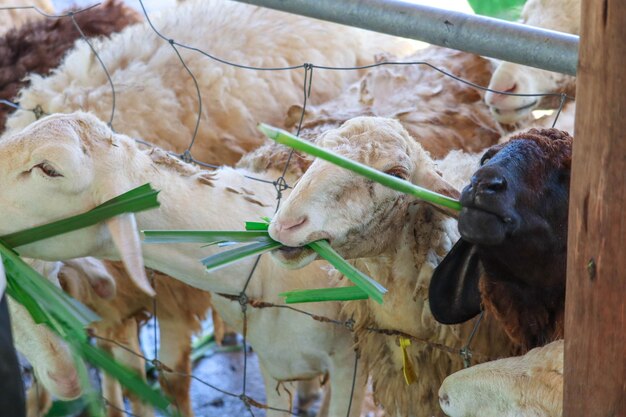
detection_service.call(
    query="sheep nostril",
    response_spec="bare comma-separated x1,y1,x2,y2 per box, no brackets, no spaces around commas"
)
439,393,450,407
476,175,507,194
485,176,507,192
281,216,308,232
503,82,517,93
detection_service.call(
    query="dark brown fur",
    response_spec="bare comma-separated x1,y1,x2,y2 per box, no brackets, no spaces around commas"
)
475,129,572,350
0,0,140,131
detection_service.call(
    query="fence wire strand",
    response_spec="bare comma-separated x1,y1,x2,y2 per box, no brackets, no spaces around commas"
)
1,1,576,416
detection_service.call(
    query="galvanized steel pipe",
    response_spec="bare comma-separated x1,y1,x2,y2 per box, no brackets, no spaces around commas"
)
233,0,579,75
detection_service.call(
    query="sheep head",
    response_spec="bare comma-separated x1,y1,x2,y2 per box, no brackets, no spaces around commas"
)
429,129,571,345
269,116,458,268
438,339,563,417
459,128,571,264
484,0,579,123
0,112,154,296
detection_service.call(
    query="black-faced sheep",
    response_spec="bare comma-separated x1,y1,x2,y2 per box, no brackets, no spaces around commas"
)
429,128,572,351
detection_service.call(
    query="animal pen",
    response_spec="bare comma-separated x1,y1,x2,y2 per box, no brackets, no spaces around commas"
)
0,0,623,417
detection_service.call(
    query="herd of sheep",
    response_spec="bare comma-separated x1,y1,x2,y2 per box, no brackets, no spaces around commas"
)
0,0,580,416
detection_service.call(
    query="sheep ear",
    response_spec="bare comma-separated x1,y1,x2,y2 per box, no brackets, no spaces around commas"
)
64,258,117,300
420,170,461,217
422,170,460,200
106,214,155,297
428,238,482,324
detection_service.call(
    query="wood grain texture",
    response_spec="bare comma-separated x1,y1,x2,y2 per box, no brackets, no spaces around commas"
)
565,0,626,416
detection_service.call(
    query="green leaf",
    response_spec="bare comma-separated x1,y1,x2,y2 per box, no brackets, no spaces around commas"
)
280,286,369,303
45,398,86,417
258,124,461,212
245,221,270,231
76,341,170,409
1,243,98,332
201,239,283,272
143,230,269,244
0,184,160,248
71,351,105,417
468,0,525,21
308,240,387,304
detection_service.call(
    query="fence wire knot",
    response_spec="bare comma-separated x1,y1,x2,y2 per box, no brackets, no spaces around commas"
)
238,292,249,311
181,150,193,163
460,346,473,368
33,105,45,120
151,358,173,373
273,176,290,200
344,318,355,331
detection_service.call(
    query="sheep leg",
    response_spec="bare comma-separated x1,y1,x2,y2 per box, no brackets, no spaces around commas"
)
325,352,366,417
25,379,52,417
296,378,322,416
258,359,297,417
96,334,125,417
99,318,154,417
156,318,194,417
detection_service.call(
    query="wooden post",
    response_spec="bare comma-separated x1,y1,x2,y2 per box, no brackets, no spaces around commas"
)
565,1,626,416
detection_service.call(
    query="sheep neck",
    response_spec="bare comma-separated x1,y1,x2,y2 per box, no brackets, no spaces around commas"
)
354,201,459,338
131,149,292,296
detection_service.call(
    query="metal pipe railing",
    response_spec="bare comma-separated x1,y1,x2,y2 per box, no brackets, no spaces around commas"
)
233,0,579,75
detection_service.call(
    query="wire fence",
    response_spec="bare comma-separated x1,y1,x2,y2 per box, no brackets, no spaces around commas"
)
1,1,574,416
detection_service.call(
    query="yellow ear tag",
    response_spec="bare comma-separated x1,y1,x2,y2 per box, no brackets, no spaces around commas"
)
400,337,417,385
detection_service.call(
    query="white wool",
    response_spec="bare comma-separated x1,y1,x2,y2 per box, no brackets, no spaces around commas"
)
0,0,53,35
485,0,580,124
0,112,366,417
439,340,564,417
269,117,517,416
7,0,416,165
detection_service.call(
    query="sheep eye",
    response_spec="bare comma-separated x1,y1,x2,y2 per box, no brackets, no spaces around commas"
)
384,167,408,180
33,162,63,178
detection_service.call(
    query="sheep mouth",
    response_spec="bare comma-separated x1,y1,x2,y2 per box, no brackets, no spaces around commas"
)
458,206,516,246
490,100,538,122
271,245,318,269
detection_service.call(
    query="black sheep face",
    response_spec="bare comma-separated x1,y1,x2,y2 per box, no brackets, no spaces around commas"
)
458,135,571,286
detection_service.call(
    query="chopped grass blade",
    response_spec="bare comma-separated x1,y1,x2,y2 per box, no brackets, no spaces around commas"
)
1,242,98,331
280,286,368,304
245,221,270,231
202,239,282,272
0,183,171,414
0,184,160,248
77,342,169,409
143,230,269,244
258,124,462,212
308,240,387,304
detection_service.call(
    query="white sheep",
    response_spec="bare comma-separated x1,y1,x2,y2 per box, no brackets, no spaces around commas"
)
10,260,84,417
286,46,505,160
58,259,217,417
438,340,564,417
0,0,54,36
268,117,516,416
6,0,415,165
484,0,580,124
0,111,369,417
